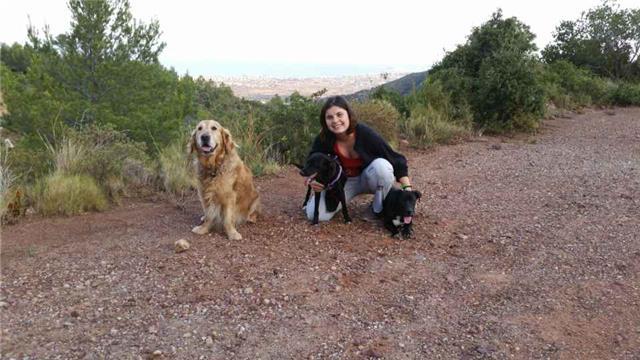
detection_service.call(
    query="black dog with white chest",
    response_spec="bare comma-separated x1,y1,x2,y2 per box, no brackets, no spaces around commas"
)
298,152,351,225
382,187,421,238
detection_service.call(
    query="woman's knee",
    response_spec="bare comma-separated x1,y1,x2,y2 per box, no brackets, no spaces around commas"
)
367,158,395,186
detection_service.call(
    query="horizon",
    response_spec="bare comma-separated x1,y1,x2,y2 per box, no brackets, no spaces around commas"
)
2,0,638,78
170,61,424,79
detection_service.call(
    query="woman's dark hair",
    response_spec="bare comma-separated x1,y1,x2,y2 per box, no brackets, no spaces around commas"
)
319,95,357,140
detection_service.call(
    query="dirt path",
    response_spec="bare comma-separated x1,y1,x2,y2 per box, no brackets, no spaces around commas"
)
2,108,639,359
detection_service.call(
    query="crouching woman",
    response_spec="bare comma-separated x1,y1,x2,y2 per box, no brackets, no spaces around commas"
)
302,95,413,221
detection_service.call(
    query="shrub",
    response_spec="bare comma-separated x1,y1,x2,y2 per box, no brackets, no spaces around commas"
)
262,92,321,165
32,173,108,216
6,134,54,184
67,125,150,198
158,139,196,206
409,78,473,126
352,100,401,148
226,115,281,176
0,145,16,220
404,105,470,147
540,60,612,109
474,50,545,132
609,82,640,106
427,10,545,132
370,86,410,118
43,136,86,176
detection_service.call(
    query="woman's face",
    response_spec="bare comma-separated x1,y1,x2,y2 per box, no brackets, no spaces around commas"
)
324,105,350,135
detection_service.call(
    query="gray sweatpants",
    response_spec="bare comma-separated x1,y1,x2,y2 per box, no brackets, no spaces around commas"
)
304,158,395,222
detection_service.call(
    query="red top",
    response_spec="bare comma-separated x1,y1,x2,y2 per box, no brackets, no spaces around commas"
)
333,142,363,177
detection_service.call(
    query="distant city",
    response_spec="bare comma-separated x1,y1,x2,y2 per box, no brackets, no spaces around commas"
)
208,72,409,101
163,60,426,101
167,60,424,79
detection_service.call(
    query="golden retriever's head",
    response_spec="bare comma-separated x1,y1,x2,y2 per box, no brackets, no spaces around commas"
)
189,119,236,157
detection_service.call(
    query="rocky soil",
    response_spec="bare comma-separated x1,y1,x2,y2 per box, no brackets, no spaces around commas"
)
1,108,639,359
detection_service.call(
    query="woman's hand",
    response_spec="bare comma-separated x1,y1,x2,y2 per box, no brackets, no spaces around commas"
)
305,176,325,192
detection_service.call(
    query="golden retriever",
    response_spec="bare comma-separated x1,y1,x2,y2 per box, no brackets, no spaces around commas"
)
189,120,260,240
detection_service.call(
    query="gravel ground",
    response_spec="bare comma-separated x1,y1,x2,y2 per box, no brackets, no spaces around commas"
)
1,107,639,359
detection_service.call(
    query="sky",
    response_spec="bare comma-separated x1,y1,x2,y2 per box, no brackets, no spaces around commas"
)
1,0,639,78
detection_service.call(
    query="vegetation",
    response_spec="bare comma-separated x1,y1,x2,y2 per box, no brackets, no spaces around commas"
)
404,80,472,147
425,10,546,132
352,100,401,148
158,139,196,207
542,0,640,80
539,60,612,110
0,144,16,219
260,92,322,165
32,173,108,216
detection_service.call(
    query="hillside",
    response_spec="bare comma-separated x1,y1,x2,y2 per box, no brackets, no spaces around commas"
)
346,70,429,101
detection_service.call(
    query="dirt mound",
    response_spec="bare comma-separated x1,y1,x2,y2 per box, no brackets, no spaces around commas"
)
2,108,639,359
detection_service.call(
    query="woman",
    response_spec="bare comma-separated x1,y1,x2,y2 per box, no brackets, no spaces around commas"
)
303,95,413,222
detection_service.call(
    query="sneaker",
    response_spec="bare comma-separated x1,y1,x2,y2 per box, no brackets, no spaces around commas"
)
361,205,383,222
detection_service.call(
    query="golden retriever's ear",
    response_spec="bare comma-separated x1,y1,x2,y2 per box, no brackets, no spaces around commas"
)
222,128,236,153
188,129,197,156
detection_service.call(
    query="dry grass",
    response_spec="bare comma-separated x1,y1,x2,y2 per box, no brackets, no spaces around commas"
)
352,99,401,148
158,140,197,206
404,105,470,147
43,136,86,176
32,173,108,216
0,145,15,219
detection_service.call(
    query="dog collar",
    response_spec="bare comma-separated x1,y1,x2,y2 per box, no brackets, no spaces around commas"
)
325,162,343,190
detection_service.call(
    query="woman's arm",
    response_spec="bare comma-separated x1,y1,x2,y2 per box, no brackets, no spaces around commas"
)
398,176,412,190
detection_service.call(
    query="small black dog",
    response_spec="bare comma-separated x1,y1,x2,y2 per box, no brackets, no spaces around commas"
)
297,153,351,225
382,187,421,238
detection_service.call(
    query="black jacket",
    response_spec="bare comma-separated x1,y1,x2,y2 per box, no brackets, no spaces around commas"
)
309,123,408,180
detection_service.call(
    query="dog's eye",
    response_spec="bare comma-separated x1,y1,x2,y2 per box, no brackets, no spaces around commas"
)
198,126,202,131
211,126,217,130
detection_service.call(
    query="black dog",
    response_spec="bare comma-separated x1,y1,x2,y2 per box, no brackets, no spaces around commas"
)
382,187,421,238
297,153,351,225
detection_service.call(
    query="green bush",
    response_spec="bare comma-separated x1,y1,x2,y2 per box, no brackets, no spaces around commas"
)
262,92,321,165
427,10,544,132
226,116,281,176
32,173,108,216
371,86,410,118
67,125,150,198
6,134,54,184
609,82,640,106
409,78,473,126
352,100,400,148
404,105,470,147
474,50,545,132
540,60,611,109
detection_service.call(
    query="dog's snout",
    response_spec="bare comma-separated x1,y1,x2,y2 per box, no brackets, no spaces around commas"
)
201,134,210,144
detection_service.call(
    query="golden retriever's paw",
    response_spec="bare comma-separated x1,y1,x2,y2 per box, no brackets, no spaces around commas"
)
191,225,210,235
227,230,242,241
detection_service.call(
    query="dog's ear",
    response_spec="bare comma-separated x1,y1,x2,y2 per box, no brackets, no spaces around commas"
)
221,128,237,153
188,129,197,156
413,190,422,199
